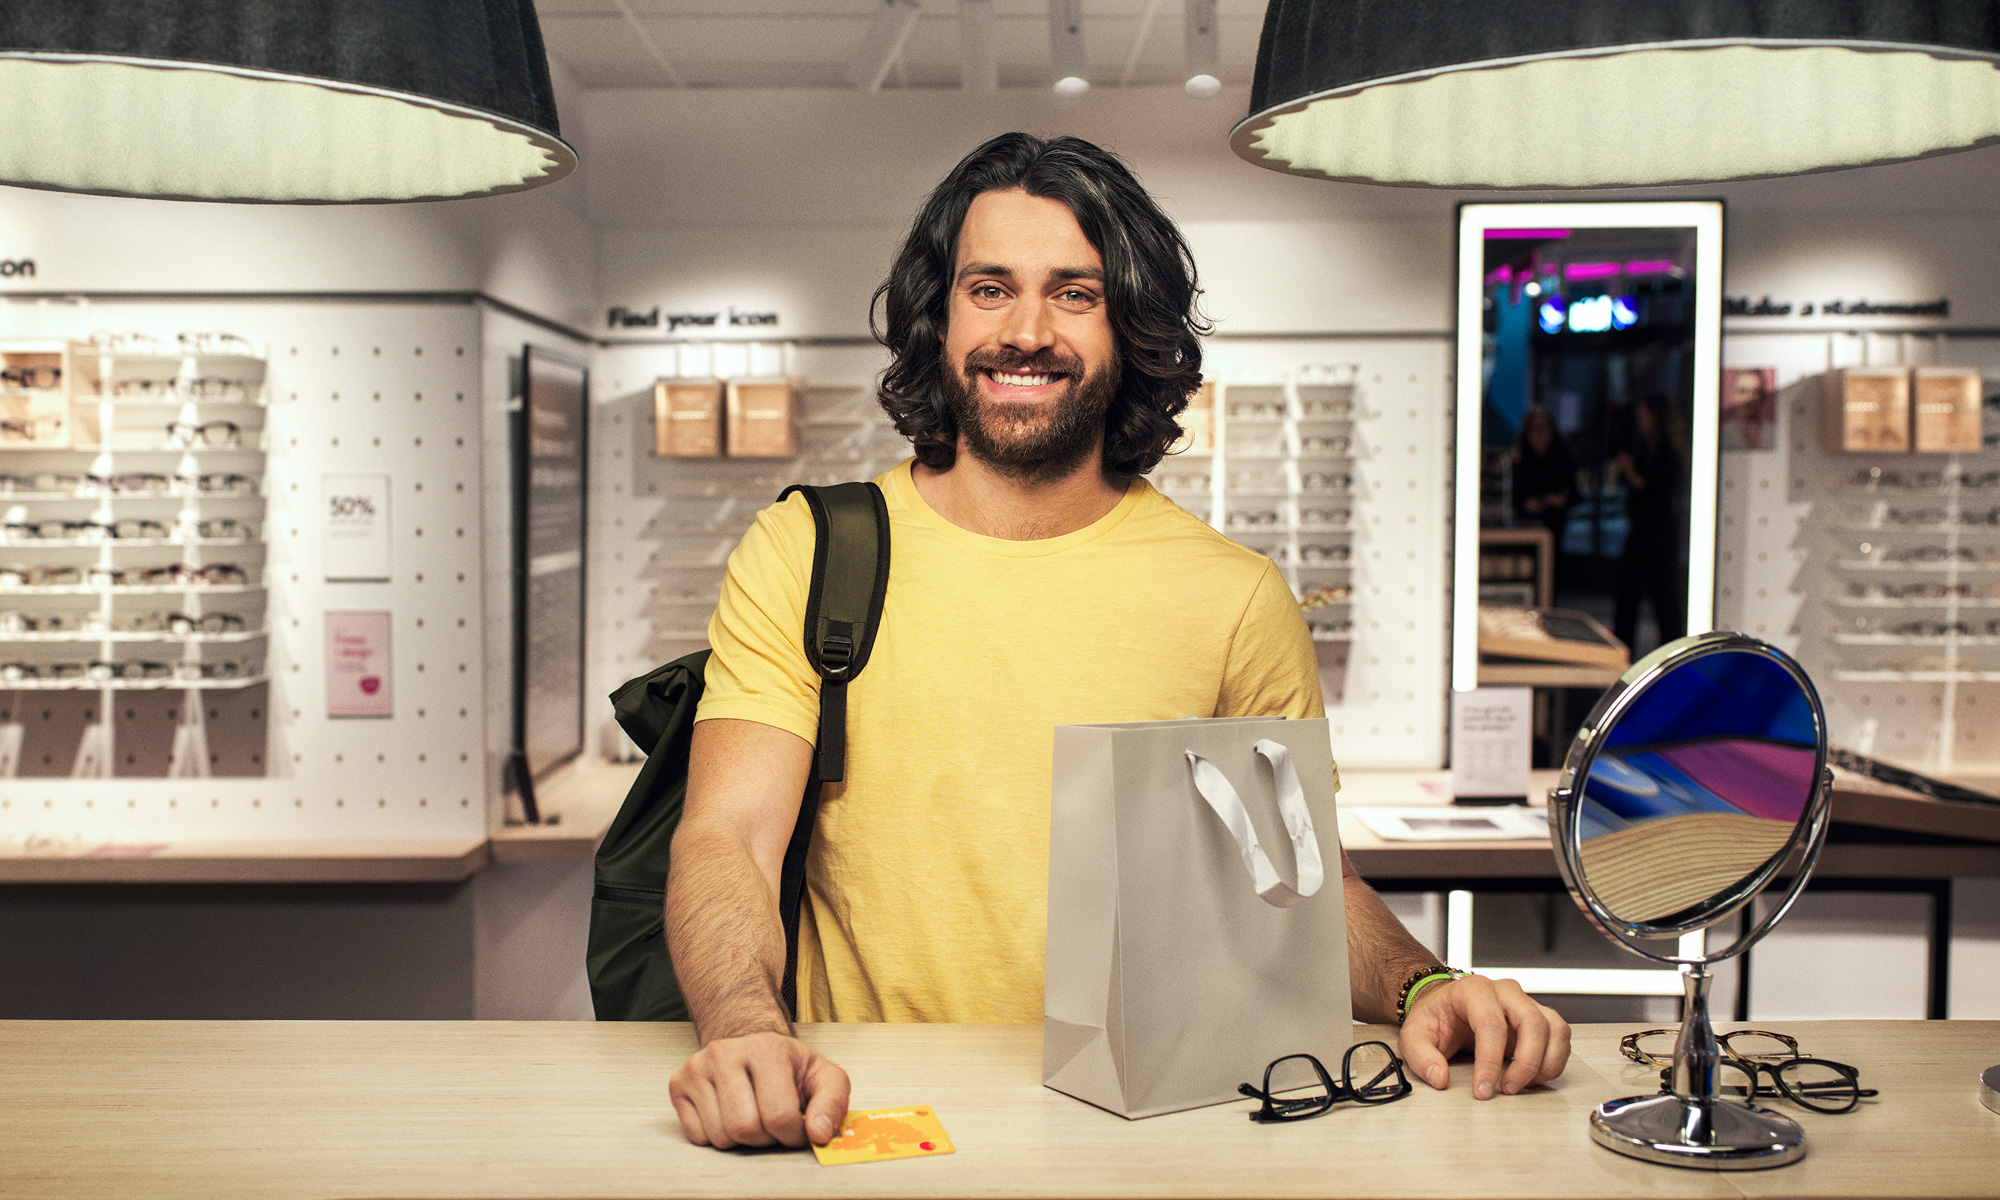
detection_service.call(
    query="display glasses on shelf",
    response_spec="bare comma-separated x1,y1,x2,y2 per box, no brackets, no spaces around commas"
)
0,333,272,773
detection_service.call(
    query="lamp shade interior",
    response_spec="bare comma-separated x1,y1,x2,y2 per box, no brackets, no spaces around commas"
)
1237,1,2000,188
0,0,574,203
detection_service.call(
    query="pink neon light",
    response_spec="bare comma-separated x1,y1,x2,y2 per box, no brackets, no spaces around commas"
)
1564,261,1622,281
1486,265,1515,284
1485,228,1570,239
1625,259,1679,275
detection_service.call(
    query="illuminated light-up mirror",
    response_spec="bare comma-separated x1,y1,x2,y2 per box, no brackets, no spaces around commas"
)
1452,202,1723,762
1549,632,1833,1170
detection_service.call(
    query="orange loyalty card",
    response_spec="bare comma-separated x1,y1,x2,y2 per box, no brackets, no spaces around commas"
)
811,1106,955,1166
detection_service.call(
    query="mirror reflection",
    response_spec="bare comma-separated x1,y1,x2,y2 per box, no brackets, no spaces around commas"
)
1577,649,1819,925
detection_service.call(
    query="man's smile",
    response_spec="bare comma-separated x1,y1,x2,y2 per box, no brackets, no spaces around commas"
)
981,367,1069,397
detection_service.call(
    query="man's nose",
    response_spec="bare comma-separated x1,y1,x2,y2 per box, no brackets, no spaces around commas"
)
1000,294,1057,354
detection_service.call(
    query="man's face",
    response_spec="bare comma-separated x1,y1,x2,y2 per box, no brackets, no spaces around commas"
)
940,187,1118,482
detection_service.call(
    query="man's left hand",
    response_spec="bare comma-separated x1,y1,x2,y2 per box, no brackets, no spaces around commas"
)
1396,974,1570,1099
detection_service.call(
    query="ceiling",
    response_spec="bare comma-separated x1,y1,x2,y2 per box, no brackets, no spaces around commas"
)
536,0,1271,90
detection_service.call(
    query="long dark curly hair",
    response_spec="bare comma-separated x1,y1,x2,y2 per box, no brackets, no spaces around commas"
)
871,132,1209,477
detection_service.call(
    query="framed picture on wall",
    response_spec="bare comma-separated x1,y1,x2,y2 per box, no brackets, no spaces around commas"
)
1722,367,1778,451
508,345,590,821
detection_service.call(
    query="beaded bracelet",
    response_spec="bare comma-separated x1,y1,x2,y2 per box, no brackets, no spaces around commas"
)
1396,965,1469,1024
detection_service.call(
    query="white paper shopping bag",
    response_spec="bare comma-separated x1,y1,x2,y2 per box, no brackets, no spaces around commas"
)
1043,716,1351,1118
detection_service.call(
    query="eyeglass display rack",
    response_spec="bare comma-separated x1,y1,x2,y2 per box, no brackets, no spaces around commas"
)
1818,391,2000,687
1155,369,1360,655
0,336,269,777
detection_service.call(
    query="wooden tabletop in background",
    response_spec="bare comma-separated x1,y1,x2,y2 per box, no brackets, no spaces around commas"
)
2,1019,1995,1199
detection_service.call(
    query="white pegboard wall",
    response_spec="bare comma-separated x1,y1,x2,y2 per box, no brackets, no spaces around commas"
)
1720,327,2000,771
587,342,896,760
588,337,1450,771
0,300,494,841
1203,339,1452,769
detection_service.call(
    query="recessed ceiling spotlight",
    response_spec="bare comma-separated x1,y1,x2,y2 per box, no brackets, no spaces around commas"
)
1049,0,1089,96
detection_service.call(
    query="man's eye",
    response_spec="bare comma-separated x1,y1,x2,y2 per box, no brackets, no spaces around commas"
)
971,284,1006,300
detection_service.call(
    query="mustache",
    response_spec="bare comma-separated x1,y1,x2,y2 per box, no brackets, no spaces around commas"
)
963,348,1085,377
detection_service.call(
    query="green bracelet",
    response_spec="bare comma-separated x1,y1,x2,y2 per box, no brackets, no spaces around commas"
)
1397,967,1469,1023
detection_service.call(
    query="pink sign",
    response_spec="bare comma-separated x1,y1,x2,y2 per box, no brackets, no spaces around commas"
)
326,611,393,718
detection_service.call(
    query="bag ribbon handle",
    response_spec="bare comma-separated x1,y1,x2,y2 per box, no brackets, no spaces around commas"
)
1185,738,1325,909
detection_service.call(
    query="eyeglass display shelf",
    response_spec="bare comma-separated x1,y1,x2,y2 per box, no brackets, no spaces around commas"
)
0,489,263,503
1832,632,2000,646
72,351,265,376
1835,559,2000,573
81,395,265,409
0,673,268,692
1830,596,2000,608
1836,522,2000,536
0,630,266,645
1832,668,2000,683
1309,629,1352,642
0,584,263,597
62,444,263,455
0,537,259,550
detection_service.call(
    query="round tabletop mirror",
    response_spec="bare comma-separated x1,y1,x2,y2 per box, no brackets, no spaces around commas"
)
1548,631,1834,1170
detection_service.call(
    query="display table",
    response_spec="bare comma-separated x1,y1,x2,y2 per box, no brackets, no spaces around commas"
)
1,1019,1994,1199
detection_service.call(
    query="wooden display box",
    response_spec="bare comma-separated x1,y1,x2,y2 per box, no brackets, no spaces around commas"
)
726,378,799,459
0,342,71,449
1913,367,1984,453
1822,368,1911,453
654,379,722,457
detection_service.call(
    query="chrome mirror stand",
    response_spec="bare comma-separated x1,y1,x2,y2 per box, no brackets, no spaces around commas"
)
1590,964,1805,1169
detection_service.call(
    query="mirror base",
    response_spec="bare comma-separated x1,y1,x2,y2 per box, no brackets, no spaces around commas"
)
1590,1094,1805,1170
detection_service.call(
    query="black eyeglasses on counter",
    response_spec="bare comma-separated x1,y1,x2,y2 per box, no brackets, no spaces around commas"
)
1622,1028,1878,1115
1239,1041,1412,1122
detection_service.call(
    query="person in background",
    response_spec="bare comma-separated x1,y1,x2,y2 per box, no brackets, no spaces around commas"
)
1613,393,1686,651
1510,404,1578,550
662,132,1572,1152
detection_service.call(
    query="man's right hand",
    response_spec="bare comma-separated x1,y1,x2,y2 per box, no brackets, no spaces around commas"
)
668,1031,852,1149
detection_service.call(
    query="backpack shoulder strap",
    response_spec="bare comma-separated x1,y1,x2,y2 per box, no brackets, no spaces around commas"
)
777,481,890,781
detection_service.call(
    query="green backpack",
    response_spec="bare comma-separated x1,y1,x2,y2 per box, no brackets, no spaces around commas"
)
587,481,891,1021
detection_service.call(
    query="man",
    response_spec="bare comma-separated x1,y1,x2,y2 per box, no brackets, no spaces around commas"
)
665,133,1570,1151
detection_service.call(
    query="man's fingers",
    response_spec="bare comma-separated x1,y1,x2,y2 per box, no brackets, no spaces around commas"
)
800,1054,853,1146
678,1065,735,1149
1456,979,1511,1101
1395,1020,1453,1091
667,1071,713,1147
746,1050,809,1148
1496,982,1548,1095
711,1052,778,1148
1537,1007,1574,1084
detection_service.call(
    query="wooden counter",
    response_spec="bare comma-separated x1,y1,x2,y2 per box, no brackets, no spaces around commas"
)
1,1019,1993,1199
3,759,1994,886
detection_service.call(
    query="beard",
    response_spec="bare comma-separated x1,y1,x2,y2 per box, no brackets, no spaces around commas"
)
940,346,1120,485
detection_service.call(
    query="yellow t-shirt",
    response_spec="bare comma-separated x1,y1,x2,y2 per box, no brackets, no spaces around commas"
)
696,459,1325,1023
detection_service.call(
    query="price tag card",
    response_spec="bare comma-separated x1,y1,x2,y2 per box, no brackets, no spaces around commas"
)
812,1106,955,1167
1450,687,1532,804
324,473,391,582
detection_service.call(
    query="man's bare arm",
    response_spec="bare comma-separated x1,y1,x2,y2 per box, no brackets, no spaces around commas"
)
665,718,807,1040
1339,850,1438,1024
1336,848,1572,1098
664,718,850,1148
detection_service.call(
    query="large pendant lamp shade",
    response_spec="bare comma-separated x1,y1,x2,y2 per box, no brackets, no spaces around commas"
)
1234,1,2000,188
0,0,575,203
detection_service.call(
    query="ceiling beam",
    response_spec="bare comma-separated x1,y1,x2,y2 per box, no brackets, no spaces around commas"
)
611,0,683,88
1119,0,1166,87
847,0,924,92
960,0,998,93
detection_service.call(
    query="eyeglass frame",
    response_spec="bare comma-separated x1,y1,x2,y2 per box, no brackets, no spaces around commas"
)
1652,1057,1877,1115
1237,1041,1412,1122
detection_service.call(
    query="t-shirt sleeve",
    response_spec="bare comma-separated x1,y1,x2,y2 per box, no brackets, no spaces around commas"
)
694,492,821,745
1216,561,1326,722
